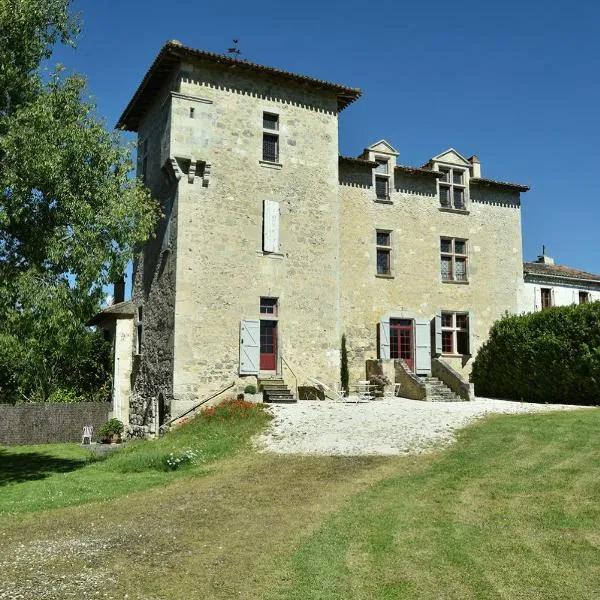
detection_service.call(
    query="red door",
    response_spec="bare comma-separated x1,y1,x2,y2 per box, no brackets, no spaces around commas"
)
260,320,278,370
390,319,414,371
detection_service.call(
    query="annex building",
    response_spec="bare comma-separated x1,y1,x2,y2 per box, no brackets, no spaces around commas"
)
95,41,533,435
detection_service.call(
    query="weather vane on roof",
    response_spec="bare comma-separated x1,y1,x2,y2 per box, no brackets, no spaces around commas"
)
226,39,241,58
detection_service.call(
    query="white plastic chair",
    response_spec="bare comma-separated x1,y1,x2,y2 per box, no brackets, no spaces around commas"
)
357,380,373,402
81,425,93,445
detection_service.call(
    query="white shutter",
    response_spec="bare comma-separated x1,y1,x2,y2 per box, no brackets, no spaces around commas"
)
379,317,390,360
434,311,442,356
263,200,280,253
534,286,539,311
468,311,474,355
239,320,260,375
551,288,555,307
415,319,431,375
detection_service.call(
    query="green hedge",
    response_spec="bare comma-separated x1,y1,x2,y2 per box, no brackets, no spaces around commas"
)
472,302,600,405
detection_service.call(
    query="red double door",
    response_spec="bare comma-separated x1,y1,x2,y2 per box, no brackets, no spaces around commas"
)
390,319,414,371
260,320,278,370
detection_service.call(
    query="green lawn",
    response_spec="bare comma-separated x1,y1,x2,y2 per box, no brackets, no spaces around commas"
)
277,409,600,599
0,399,269,515
1,406,599,599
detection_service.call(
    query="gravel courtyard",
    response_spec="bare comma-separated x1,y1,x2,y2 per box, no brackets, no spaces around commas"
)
256,397,588,456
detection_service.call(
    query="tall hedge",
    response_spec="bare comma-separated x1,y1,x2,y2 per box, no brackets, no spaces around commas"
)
472,302,600,405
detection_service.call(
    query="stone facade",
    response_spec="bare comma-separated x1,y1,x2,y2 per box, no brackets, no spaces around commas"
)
113,41,531,426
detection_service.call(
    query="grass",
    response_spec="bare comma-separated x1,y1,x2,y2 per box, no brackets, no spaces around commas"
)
275,409,600,599
1,406,599,599
0,398,269,515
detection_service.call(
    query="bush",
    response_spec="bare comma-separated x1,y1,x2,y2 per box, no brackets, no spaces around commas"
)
472,302,600,404
244,384,257,395
98,418,124,437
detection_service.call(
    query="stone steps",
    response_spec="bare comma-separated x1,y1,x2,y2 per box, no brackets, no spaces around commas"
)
421,376,463,402
259,379,296,403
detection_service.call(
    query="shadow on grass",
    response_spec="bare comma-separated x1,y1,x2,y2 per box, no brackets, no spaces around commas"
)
0,448,89,485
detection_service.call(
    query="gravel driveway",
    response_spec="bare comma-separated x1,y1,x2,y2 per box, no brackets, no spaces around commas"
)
256,397,588,456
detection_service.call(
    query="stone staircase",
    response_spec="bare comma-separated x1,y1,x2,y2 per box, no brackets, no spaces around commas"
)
420,376,464,402
259,378,296,403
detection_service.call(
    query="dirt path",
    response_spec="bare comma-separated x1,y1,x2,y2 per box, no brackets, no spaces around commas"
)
0,453,422,599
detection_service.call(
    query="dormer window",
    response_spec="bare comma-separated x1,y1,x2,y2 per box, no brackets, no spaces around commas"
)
375,159,388,174
439,167,466,210
374,157,391,201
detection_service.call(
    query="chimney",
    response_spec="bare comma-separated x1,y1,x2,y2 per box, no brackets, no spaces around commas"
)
113,277,125,304
536,245,555,265
468,155,481,178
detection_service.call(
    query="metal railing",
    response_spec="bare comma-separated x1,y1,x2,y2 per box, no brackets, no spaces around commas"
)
281,355,298,400
165,381,235,427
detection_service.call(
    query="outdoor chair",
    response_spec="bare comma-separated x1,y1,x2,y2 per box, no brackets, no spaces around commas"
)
357,380,373,402
81,425,93,445
384,383,402,398
307,377,346,402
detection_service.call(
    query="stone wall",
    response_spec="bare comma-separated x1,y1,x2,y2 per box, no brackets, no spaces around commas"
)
129,90,180,435
168,62,342,414
339,162,524,384
0,403,111,445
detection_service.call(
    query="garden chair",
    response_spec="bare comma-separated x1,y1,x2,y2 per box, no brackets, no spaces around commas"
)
384,383,402,398
81,425,93,445
357,380,373,402
307,377,346,402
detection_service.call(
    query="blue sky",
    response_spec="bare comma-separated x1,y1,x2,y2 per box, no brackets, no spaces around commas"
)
53,0,600,283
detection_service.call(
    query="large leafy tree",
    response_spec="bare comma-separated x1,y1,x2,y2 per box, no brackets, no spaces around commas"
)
0,0,158,403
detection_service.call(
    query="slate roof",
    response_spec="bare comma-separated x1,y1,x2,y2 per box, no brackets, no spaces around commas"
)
523,262,600,283
89,301,135,326
470,177,530,192
118,41,362,131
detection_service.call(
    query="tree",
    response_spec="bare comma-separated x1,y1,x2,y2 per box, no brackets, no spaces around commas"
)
0,0,158,403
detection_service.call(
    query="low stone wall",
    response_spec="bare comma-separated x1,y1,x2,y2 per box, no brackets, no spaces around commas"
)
0,402,111,446
393,360,427,400
432,358,472,401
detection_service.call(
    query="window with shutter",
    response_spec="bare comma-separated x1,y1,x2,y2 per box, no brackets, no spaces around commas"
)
262,200,280,253
440,311,470,355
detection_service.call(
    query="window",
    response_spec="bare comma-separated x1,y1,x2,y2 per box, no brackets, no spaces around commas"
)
260,297,278,316
262,200,280,253
375,159,388,174
440,237,468,282
376,230,392,276
262,113,279,162
441,312,470,355
375,176,390,200
136,306,143,355
579,291,590,304
541,288,552,310
439,167,466,209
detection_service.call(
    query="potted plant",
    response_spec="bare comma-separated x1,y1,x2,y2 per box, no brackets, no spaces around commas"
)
98,418,124,444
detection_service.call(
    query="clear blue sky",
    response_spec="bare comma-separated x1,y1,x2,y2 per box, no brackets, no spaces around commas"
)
53,0,600,276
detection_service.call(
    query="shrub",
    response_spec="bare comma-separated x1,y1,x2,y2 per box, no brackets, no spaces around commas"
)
472,302,600,405
98,418,124,437
244,384,258,395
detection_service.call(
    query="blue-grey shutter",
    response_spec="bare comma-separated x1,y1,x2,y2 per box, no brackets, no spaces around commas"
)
434,311,442,356
379,317,390,360
239,320,260,375
263,200,280,253
415,319,431,375
468,312,474,355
